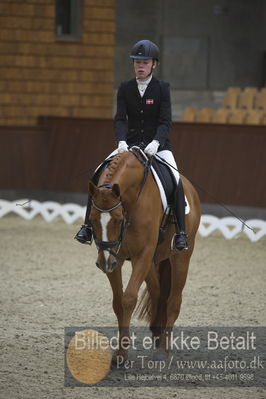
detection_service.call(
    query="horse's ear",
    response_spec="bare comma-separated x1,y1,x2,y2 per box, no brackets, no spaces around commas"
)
88,181,97,197
112,183,120,198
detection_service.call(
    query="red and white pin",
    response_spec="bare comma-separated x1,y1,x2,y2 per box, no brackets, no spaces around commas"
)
146,99,154,104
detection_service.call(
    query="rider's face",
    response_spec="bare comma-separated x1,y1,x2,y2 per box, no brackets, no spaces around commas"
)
134,59,154,80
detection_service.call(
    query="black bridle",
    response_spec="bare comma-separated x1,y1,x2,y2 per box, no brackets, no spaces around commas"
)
91,147,152,259
91,184,129,258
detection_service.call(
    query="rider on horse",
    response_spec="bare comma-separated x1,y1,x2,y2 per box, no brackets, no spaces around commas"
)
75,40,188,251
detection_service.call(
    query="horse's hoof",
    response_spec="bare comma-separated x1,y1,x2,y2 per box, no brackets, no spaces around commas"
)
153,350,168,361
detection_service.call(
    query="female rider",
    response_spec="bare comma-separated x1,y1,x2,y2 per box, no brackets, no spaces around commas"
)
75,40,188,251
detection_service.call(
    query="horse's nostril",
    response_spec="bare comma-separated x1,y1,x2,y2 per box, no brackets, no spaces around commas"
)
109,260,117,271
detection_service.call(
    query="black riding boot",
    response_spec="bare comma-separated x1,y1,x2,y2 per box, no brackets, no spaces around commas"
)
171,179,188,251
74,163,106,244
74,200,93,244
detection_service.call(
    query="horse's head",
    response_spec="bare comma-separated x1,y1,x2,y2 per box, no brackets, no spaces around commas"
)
88,181,126,273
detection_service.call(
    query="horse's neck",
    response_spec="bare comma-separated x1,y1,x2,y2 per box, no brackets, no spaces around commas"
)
106,154,143,200
117,156,143,196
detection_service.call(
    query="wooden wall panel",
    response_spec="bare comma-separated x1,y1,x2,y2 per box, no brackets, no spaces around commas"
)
0,119,265,209
0,126,46,190
170,123,266,207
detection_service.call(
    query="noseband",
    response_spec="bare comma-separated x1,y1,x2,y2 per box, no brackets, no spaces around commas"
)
91,184,128,258
91,148,152,259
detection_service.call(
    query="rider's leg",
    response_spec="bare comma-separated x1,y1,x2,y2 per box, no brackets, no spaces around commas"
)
156,150,188,251
74,170,99,244
171,179,188,251
75,149,119,244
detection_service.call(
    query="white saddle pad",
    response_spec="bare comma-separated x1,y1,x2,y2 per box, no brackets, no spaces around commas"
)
150,166,190,215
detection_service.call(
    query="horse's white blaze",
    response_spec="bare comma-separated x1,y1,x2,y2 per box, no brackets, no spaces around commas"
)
100,212,111,262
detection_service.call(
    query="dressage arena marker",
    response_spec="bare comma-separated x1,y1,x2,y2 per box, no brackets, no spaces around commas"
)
0,199,265,242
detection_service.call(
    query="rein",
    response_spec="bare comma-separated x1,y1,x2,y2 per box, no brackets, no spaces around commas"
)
92,183,128,257
91,148,152,258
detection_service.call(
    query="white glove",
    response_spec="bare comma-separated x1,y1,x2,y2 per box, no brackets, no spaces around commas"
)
144,140,160,156
117,141,128,153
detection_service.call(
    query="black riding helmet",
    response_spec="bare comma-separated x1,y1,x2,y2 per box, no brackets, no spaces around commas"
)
130,40,159,61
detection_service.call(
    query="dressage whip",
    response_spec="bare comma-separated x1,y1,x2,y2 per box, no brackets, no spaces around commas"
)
15,151,255,233
155,154,255,232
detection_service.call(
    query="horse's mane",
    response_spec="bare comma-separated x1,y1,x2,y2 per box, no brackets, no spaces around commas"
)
103,153,128,184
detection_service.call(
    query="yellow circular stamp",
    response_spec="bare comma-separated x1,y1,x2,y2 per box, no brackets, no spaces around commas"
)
66,328,112,385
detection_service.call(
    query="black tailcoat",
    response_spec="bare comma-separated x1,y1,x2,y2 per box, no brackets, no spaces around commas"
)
114,77,172,150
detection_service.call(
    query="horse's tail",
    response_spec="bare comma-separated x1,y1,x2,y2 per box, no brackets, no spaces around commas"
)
135,263,157,322
135,259,171,323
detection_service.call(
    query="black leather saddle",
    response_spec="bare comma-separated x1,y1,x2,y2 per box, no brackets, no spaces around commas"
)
150,157,176,206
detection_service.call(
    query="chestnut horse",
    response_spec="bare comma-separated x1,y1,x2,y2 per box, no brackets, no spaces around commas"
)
88,148,201,362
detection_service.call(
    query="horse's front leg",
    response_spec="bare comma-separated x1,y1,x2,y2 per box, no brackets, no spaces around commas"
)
155,251,191,360
114,250,154,364
145,264,161,338
106,261,125,363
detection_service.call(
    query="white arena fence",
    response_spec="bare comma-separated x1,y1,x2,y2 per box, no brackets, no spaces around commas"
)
0,199,265,243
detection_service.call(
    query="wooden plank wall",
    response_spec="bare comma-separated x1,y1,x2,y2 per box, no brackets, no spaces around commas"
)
0,118,265,208
0,0,115,126
170,123,266,208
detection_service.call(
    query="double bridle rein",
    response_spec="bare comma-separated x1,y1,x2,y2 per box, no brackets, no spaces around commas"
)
91,147,152,259
91,183,129,258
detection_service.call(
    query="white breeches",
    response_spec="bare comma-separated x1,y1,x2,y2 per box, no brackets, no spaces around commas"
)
156,150,180,185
